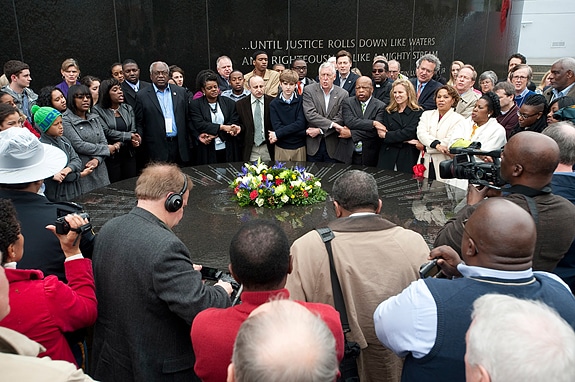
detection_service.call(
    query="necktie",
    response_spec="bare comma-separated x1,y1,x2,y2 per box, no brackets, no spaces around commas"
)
254,99,264,146
361,102,366,114
417,83,423,99
297,81,302,95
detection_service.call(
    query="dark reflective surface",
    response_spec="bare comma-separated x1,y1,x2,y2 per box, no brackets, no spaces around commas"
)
76,163,465,269
1,1,522,93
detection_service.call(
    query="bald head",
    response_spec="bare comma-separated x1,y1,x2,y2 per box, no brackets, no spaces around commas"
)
501,131,560,188
463,198,536,270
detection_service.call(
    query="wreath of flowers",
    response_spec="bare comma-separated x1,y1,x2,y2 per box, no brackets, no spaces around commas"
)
230,160,327,208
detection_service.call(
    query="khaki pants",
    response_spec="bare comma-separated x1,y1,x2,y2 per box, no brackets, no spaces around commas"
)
274,146,306,162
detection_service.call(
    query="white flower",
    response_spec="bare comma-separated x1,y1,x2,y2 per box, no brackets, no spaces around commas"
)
256,197,265,207
281,194,289,203
315,181,321,188
291,180,302,188
267,174,273,181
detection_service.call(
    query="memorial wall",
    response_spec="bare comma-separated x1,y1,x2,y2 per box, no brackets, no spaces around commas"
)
1,0,523,91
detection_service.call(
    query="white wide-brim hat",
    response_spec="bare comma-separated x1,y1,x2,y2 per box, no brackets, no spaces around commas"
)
0,128,67,184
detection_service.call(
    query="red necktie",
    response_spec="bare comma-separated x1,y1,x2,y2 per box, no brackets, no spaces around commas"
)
297,81,303,95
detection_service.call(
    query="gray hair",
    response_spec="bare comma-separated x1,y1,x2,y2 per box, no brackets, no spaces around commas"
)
510,64,533,81
467,294,575,382
318,61,336,76
331,170,379,212
494,81,515,97
542,122,575,165
149,61,169,74
216,55,232,68
554,57,575,73
388,59,401,70
416,54,441,73
479,70,498,86
232,300,338,382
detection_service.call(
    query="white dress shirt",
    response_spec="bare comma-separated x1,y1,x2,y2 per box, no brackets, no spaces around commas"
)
373,264,568,359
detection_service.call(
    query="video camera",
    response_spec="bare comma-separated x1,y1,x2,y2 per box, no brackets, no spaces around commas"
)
55,212,92,235
438,142,505,188
200,266,242,305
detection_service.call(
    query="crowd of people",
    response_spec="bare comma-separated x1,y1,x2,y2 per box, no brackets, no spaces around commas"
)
2,51,575,203
1,49,575,382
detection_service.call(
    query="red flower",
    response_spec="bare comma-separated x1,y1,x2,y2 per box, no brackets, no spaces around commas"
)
261,174,266,181
275,179,283,186
234,186,239,194
303,190,309,198
250,190,258,200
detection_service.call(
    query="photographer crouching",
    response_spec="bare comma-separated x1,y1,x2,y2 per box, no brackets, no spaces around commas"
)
434,131,575,271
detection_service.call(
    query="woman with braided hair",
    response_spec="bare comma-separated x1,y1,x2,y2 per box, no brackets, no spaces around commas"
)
511,94,549,137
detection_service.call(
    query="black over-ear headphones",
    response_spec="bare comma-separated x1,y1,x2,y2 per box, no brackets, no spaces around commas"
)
164,174,188,212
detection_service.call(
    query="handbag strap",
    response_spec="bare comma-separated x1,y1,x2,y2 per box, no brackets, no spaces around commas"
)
316,227,351,333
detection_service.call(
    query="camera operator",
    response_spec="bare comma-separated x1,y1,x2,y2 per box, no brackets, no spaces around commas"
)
374,198,575,382
191,220,344,382
0,128,95,282
0,199,97,367
434,131,575,271
91,163,232,382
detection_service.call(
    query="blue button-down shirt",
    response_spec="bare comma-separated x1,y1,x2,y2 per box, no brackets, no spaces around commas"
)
153,84,177,137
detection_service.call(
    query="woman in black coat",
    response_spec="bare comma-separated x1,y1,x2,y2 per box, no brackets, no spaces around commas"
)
376,78,424,173
189,72,241,164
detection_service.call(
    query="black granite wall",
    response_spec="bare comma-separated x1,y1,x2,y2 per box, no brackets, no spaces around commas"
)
0,0,522,92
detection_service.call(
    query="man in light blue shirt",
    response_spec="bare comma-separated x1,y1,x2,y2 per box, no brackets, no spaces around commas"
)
135,61,192,165
544,57,575,103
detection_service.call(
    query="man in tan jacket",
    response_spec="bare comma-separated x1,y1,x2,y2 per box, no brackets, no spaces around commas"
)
286,170,430,382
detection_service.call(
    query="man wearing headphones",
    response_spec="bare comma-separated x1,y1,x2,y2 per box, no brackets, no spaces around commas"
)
91,163,232,382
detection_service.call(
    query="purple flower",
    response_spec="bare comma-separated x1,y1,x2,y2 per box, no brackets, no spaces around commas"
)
272,162,286,169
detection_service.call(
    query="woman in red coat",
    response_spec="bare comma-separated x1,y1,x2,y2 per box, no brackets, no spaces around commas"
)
0,198,97,366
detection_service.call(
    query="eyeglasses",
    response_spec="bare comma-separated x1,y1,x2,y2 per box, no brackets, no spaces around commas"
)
512,75,528,81
517,111,539,119
74,94,91,99
293,66,307,71
461,218,480,254
372,69,385,73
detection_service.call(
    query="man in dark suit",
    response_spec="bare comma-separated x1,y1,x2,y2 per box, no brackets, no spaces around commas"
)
91,163,232,382
410,54,442,110
303,62,352,163
216,55,233,92
291,59,315,96
342,76,387,166
135,61,193,165
371,60,393,105
334,50,359,96
236,75,274,161
120,59,151,109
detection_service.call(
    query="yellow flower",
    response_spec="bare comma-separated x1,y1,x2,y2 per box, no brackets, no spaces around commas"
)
290,194,295,199
259,189,263,194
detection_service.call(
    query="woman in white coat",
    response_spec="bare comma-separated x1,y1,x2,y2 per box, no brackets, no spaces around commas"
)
417,85,465,180
449,92,507,154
